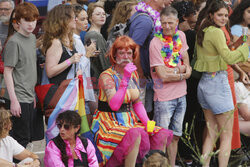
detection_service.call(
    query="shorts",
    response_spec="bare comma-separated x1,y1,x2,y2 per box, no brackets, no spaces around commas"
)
197,71,234,115
154,95,186,136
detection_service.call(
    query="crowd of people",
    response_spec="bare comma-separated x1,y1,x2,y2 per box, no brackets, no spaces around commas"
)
0,0,249,167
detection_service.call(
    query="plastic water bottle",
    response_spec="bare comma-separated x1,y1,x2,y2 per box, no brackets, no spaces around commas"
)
242,27,248,42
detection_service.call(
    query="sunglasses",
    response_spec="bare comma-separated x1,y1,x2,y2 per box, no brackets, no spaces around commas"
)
57,123,71,130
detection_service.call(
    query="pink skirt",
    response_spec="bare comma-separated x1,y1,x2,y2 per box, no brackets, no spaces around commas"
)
105,127,173,166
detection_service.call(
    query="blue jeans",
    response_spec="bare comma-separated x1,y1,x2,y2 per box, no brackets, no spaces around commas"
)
154,95,186,136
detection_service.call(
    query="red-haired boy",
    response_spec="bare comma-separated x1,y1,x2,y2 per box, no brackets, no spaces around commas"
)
3,2,39,147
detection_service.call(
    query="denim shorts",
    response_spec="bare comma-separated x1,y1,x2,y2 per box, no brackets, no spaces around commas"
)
197,71,234,115
154,95,186,136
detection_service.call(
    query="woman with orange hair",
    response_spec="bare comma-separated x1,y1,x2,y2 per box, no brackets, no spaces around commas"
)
91,36,173,167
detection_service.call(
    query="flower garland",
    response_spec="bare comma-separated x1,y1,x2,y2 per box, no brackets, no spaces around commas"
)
155,30,182,67
135,1,161,32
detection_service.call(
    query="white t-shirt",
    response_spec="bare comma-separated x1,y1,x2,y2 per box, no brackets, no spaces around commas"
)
0,136,25,162
235,81,250,120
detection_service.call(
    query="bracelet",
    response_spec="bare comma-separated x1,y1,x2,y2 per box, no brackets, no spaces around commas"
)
66,59,71,66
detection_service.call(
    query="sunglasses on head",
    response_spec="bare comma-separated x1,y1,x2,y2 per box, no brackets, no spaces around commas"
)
57,123,71,130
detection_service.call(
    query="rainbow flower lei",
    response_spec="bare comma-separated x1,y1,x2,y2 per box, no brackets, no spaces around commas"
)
155,30,182,67
135,2,161,32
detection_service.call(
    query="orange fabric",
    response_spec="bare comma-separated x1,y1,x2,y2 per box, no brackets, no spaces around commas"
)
222,27,241,149
227,66,241,149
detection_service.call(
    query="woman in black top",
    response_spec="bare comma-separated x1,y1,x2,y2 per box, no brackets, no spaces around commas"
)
42,4,82,85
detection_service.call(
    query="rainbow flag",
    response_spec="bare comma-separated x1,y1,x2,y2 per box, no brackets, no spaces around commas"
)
45,75,102,162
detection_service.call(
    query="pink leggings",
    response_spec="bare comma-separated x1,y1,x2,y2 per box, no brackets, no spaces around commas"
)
106,127,173,166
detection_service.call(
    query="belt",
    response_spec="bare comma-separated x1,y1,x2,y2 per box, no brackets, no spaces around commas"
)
98,100,130,113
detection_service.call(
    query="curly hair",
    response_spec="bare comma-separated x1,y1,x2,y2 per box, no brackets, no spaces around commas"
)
108,35,139,65
196,0,230,47
107,0,138,33
229,0,250,27
143,151,170,167
0,108,11,139
172,0,197,23
42,4,74,54
53,111,82,167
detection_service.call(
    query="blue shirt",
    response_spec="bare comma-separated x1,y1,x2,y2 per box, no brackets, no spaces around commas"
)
128,12,154,78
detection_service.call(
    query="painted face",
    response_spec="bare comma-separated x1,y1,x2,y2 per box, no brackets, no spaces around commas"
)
91,7,106,26
116,48,133,66
76,10,88,32
18,18,37,36
243,7,250,26
161,14,179,36
57,122,80,141
0,2,13,22
210,7,228,27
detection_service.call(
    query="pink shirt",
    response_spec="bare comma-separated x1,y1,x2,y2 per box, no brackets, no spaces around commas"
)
44,137,98,167
149,30,189,101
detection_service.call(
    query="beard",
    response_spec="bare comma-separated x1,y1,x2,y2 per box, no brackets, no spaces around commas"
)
0,15,10,23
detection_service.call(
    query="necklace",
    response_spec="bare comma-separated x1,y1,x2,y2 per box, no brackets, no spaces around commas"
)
154,30,182,67
135,1,161,32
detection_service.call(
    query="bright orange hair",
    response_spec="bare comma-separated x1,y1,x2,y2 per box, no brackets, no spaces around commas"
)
109,35,139,65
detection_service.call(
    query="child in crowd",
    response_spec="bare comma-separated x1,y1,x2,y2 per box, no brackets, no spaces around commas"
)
0,108,40,167
142,150,170,167
2,2,40,147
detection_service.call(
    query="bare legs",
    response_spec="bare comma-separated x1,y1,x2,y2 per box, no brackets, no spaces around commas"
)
239,120,250,136
124,134,141,167
202,109,233,167
167,135,179,167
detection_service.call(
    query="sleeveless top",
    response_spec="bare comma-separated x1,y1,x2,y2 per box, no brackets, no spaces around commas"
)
49,43,76,85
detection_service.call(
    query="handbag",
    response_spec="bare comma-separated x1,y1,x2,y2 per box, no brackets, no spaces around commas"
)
35,79,71,124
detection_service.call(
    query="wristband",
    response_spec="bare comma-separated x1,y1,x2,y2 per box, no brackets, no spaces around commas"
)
66,59,71,66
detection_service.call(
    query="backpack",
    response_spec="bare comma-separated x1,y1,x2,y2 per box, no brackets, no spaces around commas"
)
106,12,154,51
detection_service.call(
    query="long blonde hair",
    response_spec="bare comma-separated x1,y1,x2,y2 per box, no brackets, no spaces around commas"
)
42,4,74,54
108,0,138,33
0,108,11,139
